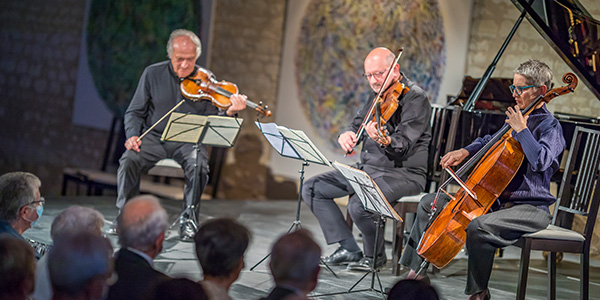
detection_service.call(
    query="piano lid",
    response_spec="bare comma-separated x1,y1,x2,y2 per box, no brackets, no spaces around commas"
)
512,0,600,100
451,76,514,112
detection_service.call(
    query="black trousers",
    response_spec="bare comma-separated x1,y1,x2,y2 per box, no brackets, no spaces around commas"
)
116,131,209,211
301,167,422,257
399,193,551,295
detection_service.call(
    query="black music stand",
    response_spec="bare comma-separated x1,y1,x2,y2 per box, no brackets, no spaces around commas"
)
161,112,243,231
314,161,402,299
251,122,337,277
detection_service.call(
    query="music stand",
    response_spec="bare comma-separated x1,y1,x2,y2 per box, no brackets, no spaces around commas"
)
161,112,243,230
314,161,401,299
251,122,337,277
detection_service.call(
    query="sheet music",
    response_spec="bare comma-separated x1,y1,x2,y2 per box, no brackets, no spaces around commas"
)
254,122,301,159
161,112,207,143
332,161,400,221
277,126,331,167
201,116,243,147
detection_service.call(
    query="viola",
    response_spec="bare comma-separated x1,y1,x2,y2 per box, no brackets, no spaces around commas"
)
180,67,272,117
416,73,578,269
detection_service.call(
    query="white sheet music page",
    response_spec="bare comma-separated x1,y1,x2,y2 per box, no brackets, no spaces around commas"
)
277,126,331,167
254,122,301,159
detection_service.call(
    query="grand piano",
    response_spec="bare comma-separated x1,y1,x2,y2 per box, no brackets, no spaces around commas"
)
449,0,600,150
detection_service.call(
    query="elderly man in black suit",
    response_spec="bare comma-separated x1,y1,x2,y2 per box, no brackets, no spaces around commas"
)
107,195,170,300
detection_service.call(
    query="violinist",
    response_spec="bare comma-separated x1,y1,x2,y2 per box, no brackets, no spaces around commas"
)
302,47,431,271
400,59,565,300
113,29,247,241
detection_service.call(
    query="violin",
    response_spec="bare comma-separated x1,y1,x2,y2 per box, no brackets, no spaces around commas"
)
416,73,578,269
373,80,409,143
180,67,272,117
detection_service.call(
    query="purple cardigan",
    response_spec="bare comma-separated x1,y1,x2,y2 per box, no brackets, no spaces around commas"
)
463,105,565,208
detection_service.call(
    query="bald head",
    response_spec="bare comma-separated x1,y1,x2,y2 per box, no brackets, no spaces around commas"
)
365,47,395,66
363,47,401,92
117,195,168,252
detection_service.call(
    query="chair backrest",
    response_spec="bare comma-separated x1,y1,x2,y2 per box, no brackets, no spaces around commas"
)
552,126,600,242
426,104,462,191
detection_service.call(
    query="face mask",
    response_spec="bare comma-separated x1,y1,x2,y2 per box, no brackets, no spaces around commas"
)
24,204,43,227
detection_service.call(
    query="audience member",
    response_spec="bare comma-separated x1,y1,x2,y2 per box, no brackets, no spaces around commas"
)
261,229,321,300
0,171,46,259
108,195,170,300
0,236,36,300
32,206,105,300
145,278,208,300
387,279,439,300
47,232,114,300
194,218,251,300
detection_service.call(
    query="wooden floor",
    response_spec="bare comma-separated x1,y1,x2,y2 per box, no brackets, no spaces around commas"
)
23,196,600,300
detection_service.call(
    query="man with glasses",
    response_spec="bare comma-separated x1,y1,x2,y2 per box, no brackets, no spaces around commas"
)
302,47,432,271
400,59,564,300
0,171,46,259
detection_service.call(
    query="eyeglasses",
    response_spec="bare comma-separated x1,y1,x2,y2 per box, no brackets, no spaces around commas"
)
28,197,45,207
363,70,387,80
509,84,537,96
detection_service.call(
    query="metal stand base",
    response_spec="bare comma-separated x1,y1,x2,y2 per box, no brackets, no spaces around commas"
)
250,161,337,278
313,216,386,299
169,144,202,233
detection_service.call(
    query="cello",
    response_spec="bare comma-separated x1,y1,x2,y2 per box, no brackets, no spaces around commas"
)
416,73,578,269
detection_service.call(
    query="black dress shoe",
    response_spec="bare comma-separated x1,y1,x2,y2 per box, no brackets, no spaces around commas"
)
179,218,197,242
321,247,363,265
347,253,387,271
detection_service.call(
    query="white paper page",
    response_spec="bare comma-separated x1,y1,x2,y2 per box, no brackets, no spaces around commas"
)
255,122,301,159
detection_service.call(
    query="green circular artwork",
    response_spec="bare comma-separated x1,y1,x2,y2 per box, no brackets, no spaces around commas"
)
87,0,199,116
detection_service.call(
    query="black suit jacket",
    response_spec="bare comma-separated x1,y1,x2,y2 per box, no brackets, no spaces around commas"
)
107,248,170,300
260,286,300,300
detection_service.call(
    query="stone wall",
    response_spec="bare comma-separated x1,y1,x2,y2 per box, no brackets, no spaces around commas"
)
208,0,291,199
466,0,600,116
0,1,108,195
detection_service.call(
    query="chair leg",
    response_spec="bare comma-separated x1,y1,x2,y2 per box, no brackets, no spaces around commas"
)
548,251,556,300
516,239,532,300
582,249,589,300
392,219,401,276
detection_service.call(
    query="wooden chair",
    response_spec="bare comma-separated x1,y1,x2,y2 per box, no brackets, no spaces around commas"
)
515,126,600,300
390,104,462,275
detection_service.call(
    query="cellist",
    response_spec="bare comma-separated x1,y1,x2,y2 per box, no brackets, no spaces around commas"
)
400,59,565,300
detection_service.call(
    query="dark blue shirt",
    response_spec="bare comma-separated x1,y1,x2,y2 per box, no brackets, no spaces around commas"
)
463,105,565,208
0,220,23,240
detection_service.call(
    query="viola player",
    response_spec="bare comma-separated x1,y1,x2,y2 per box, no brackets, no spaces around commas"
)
112,29,246,241
400,59,565,300
302,47,431,271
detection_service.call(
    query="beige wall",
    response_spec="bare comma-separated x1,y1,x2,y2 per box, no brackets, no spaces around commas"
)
209,0,289,199
466,0,600,116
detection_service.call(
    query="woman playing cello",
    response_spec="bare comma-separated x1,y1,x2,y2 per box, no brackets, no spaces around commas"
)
400,59,566,300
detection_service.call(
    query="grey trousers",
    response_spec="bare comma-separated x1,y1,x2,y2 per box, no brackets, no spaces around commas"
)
302,168,422,257
116,131,209,211
399,193,551,295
